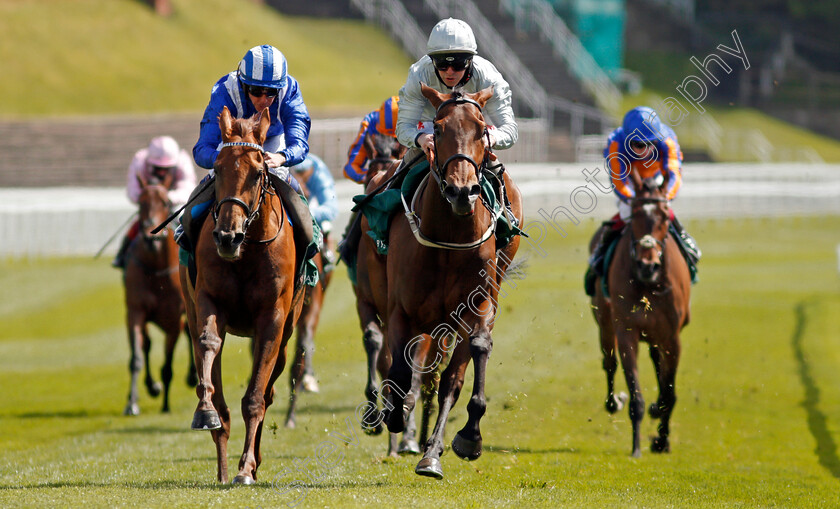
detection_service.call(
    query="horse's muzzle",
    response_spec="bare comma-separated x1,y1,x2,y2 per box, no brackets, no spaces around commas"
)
213,229,245,259
635,259,662,283
443,184,481,216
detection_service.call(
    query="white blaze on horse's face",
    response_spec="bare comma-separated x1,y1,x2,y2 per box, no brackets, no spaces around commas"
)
643,203,657,216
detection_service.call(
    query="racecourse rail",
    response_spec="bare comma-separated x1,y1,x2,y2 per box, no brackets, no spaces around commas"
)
1,162,838,257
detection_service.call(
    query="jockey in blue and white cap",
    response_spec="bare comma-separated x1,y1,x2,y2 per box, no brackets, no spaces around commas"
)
193,44,311,188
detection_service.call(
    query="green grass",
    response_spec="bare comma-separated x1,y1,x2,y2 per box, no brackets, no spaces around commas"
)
0,0,412,118
2,216,840,507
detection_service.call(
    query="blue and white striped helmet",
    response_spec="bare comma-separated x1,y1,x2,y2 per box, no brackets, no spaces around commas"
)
237,45,288,89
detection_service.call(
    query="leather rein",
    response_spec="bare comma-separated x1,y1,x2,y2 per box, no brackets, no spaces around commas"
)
213,141,282,245
401,94,500,251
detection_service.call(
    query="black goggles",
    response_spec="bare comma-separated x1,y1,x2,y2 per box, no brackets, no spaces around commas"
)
245,84,280,98
630,140,654,150
431,54,472,72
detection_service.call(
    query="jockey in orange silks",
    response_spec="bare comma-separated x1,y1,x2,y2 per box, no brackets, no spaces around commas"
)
343,95,399,183
584,106,701,296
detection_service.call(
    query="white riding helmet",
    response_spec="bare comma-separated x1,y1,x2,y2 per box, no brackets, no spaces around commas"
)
237,44,288,89
426,18,477,55
147,136,180,167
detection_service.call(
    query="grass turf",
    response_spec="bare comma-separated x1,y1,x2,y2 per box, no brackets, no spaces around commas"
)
1,216,840,507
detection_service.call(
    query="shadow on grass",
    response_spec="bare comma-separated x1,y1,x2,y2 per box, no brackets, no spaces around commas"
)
485,444,578,455
0,479,233,490
102,425,191,435
792,300,840,480
10,410,110,419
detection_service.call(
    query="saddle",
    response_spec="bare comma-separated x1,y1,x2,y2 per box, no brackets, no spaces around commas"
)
177,174,321,290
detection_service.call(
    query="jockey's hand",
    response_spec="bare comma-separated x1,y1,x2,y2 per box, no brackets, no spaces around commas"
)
418,133,435,164
265,152,287,168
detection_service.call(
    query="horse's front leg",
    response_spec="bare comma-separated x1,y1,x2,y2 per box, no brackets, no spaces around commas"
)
616,328,644,458
124,311,146,416
142,327,162,397
160,315,181,413
452,325,492,462
651,336,680,453
595,298,625,414
357,297,385,435
234,311,289,484
383,310,415,435
415,340,470,479
190,294,226,431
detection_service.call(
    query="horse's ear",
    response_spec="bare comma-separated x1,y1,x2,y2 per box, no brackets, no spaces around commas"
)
420,82,445,109
136,173,147,189
472,86,494,108
256,108,271,144
659,170,670,196
363,132,376,157
219,106,234,141
161,170,174,190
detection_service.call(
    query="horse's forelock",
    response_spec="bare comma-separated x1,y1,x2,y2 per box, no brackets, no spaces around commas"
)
231,117,258,141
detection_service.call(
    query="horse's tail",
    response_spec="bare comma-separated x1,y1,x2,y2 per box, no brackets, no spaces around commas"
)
504,255,529,280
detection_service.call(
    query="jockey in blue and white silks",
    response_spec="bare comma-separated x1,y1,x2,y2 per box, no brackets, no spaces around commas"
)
291,154,338,233
193,44,311,173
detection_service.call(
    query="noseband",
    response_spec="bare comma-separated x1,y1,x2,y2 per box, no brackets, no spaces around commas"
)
628,196,668,264
213,141,278,243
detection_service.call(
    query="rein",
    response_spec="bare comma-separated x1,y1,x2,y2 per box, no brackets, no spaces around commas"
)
402,93,498,250
213,141,281,245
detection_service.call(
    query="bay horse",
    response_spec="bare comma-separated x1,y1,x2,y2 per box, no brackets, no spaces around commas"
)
352,131,435,457
122,174,194,415
180,106,303,484
380,84,524,478
589,172,691,457
284,168,334,428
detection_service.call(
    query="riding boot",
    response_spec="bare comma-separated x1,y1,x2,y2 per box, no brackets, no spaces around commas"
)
670,215,701,266
584,220,623,296
111,235,132,269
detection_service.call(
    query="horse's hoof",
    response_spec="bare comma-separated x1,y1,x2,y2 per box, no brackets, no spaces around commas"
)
285,418,296,429
191,409,222,430
451,432,482,461
631,448,642,458
605,393,626,414
648,401,662,419
415,457,443,479
651,436,670,453
123,403,140,416
301,374,320,393
363,421,384,436
231,475,255,485
398,439,421,455
147,381,162,397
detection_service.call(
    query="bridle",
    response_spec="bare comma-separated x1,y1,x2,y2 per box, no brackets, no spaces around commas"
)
401,92,501,250
628,195,668,268
212,141,281,244
428,93,493,195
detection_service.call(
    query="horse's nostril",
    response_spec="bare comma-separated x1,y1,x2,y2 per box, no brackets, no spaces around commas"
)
444,186,458,201
233,233,245,245
469,184,481,197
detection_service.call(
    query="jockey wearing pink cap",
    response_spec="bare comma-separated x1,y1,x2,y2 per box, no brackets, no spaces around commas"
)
113,136,197,268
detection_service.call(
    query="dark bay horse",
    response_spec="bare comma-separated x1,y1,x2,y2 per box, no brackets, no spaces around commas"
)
381,84,524,478
180,106,303,484
353,132,435,457
589,173,691,457
122,175,194,415
284,169,334,428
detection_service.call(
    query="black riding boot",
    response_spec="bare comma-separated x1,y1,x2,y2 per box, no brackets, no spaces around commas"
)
584,221,622,296
670,215,701,266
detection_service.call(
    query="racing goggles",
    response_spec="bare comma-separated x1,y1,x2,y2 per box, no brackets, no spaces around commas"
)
431,54,472,72
245,84,281,98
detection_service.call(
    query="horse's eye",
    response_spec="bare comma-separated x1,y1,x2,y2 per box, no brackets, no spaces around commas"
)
433,123,442,135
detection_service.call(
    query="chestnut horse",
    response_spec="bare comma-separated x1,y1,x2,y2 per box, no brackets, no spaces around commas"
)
353,131,436,457
180,106,303,484
379,84,524,478
589,173,691,457
122,175,194,415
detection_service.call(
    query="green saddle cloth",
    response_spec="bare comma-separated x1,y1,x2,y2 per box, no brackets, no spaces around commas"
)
353,162,522,256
